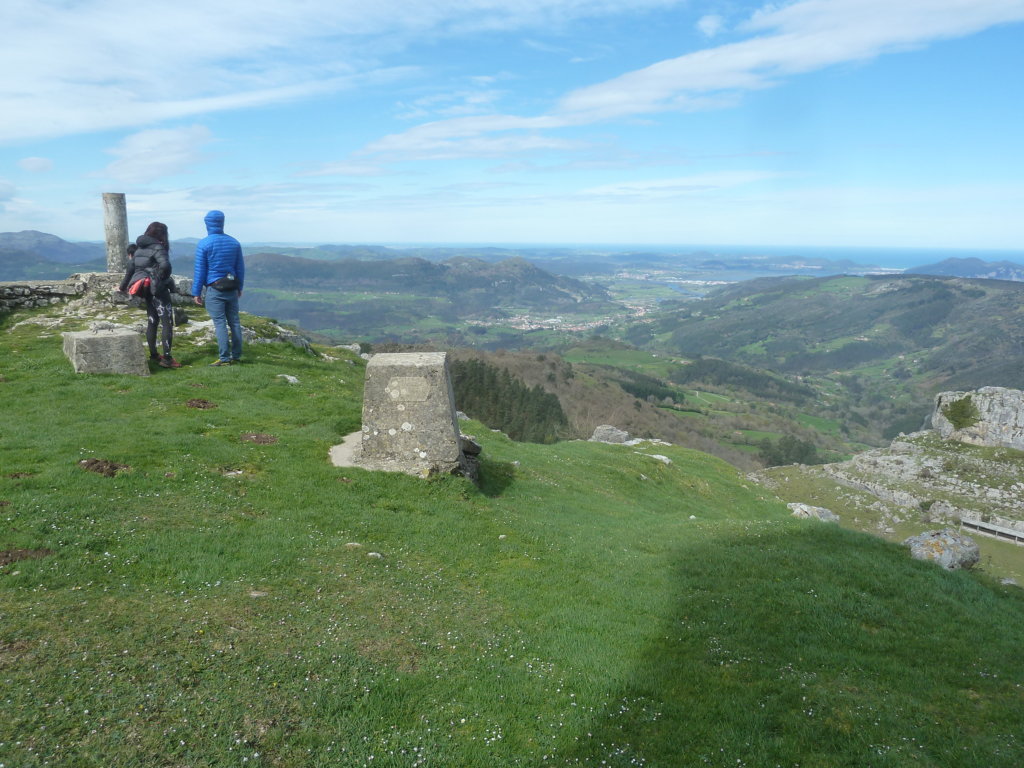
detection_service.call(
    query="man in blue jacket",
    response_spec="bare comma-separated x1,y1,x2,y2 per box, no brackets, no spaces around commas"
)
193,210,246,366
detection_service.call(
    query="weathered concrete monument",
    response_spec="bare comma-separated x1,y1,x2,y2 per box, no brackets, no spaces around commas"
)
62,326,150,375
331,352,479,479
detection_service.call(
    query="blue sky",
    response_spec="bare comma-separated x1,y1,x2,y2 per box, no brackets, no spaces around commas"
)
1,0,1023,249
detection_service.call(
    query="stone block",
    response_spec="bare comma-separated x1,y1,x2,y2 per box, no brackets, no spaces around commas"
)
358,352,468,476
62,326,149,375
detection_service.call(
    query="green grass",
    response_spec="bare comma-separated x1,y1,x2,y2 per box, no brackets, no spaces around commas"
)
2,306,1024,767
757,465,1024,585
735,429,785,442
796,412,844,437
561,346,682,378
682,389,733,405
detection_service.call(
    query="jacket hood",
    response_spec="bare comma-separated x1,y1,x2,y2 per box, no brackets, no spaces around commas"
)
135,234,164,249
204,210,225,235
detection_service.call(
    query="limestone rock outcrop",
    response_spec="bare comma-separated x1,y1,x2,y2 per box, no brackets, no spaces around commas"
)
903,529,980,570
932,386,1024,451
788,502,839,523
590,425,630,444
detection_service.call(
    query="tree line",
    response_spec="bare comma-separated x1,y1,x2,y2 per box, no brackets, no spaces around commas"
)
450,359,568,444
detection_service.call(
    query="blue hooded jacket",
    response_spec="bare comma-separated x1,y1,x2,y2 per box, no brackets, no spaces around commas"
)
193,210,244,295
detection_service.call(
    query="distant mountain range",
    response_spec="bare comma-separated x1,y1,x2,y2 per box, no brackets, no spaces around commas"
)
906,257,1024,281
0,230,203,281
0,230,106,280
0,230,105,264
201,251,616,338
4,228,1024,286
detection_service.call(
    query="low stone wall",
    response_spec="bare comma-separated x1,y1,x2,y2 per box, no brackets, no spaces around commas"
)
0,278,83,311
1,272,194,313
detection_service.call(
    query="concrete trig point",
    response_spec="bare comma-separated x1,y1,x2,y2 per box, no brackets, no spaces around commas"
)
62,326,150,375
332,352,477,478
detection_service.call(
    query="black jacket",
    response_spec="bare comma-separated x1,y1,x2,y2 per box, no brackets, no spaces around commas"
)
119,235,172,298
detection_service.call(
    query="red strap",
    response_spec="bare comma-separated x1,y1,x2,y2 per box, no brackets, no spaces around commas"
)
128,277,151,295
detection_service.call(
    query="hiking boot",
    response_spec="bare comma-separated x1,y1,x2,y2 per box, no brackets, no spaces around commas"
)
158,355,181,368
209,359,232,367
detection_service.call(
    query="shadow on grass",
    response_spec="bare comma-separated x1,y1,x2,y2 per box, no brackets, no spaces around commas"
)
560,522,1024,767
476,456,516,497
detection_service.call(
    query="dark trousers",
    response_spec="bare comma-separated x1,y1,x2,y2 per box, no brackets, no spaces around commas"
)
144,291,174,357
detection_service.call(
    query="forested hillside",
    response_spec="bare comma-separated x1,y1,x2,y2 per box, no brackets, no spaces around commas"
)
619,274,1024,440
450,358,568,443
170,252,616,342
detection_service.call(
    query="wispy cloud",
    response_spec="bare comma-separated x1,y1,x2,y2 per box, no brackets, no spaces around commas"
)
582,171,782,200
697,14,726,38
18,157,53,173
343,0,1024,164
102,126,214,184
0,0,684,143
559,0,1024,120
395,88,506,121
298,161,389,179
359,114,581,160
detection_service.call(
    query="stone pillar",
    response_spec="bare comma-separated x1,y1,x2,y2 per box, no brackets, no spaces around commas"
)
359,352,468,476
102,193,129,273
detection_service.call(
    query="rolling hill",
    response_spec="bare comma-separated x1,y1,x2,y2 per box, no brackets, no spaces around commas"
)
619,273,1024,441
0,230,105,279
907,256,1024,281
187,252,618,342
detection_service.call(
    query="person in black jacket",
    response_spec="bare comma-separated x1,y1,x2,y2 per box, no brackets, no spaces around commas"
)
118,221,180,368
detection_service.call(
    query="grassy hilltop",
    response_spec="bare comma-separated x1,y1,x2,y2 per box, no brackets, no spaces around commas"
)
2,304,1024,767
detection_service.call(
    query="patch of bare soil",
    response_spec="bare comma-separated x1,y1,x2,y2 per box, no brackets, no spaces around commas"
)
79,458,129,477
187,398,217,409
241,433,278,445
1,548,54,567
7,472,33,479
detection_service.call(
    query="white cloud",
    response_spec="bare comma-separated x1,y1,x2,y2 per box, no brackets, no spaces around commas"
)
359,113,579,160
581,170,781,199
395,88,506,121
102,125,214,184
345,0,1024,164
559,0,1024,120
0,0,684,144
18,157,53,172
299,162,389,178
697,14,725,37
